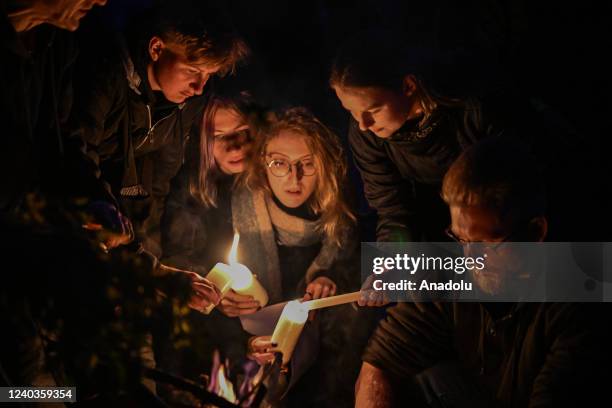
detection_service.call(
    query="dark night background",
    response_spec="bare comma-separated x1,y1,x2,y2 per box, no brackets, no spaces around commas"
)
81,0,609,234
1,1,610,404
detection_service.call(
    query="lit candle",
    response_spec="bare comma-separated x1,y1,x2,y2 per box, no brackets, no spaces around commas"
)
226,233,268,307
203,233,269,314
202,263,234,314
271,300,309,365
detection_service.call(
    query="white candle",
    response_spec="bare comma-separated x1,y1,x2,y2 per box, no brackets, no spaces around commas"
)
301,291,361,311
271,300,309,365
203,263,234,314
203,232,269,314
229,262,269,307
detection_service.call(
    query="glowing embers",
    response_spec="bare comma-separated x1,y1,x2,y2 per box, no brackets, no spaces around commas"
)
207,350,237,403
206,350,264,407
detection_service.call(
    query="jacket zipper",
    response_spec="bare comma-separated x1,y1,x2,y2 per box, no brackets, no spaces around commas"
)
135,104,180,150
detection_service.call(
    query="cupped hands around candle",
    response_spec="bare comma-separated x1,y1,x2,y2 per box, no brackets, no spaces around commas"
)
247,335,279,366
217,289,261,317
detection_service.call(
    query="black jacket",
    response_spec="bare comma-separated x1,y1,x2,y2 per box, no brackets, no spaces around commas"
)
349,98,490,242
67,31,208,254
348,91,579,242
363,301,610,407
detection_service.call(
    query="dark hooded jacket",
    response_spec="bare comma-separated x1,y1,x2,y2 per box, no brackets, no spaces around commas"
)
67,30,208,254
349,92,506,243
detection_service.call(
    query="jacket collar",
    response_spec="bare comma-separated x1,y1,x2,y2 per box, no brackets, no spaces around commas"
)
118,34,157,104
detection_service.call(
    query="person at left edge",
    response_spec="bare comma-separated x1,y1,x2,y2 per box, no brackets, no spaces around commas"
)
0,0,133,251
0,0,111,388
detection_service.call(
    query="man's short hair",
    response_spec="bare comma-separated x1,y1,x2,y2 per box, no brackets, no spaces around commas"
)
152,0,249,75
442,136,546,221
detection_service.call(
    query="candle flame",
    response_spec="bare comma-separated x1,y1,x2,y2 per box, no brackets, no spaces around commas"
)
228,232,240,265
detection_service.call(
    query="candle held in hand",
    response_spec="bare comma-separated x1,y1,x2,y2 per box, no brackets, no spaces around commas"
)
301,291,361,311
203,263,234,314
230,262,269,307
228,233,268,307
271,300,309,365
203,232,269,314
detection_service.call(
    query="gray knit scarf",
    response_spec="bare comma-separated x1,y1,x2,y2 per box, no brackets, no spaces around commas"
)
231,185,343,304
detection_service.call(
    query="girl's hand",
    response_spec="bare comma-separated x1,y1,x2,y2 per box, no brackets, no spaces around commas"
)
303,276,337,321
303,276,337,300
217,290,261,317
247,336,279,366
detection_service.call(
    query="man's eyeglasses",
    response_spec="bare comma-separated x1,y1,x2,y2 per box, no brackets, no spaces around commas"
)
445,227,519,253
265,157,316,178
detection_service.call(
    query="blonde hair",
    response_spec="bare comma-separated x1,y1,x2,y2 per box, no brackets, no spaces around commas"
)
161,30,249,76
243,108,356,245
152,0,250,76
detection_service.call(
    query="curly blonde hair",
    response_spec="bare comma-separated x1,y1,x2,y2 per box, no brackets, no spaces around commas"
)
242,108,355,245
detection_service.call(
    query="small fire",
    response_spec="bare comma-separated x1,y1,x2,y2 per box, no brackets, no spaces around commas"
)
207,350,237,404
207,350,265,407
238,360,264,407
215,364,237,403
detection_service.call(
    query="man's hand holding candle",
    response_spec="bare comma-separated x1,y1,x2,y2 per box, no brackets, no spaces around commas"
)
358,274,390,307
217,290,261,317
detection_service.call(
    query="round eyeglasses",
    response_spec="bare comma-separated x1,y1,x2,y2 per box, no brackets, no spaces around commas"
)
266,157,316,177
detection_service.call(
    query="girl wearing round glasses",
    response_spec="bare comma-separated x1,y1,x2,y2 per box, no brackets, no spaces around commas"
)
237,107,356,305
237,108,362,405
